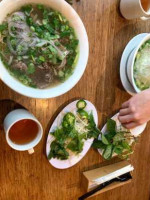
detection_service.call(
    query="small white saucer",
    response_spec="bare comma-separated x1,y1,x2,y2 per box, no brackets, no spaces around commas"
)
120,33,148,96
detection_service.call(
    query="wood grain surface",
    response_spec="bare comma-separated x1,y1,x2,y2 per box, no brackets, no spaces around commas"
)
0,0,150,200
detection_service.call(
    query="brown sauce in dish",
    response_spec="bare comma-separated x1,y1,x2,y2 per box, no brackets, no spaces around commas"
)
9,119,38,145
141,0,150,12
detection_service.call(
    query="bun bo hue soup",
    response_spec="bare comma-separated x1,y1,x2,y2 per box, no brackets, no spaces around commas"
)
0,4,79,89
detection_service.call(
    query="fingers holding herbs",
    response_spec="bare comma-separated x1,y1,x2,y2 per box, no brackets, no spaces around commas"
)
119,89,150,128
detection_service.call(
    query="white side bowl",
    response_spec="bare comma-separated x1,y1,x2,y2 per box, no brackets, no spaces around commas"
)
0,0,89,98
3,109,43,151
127,34,150,93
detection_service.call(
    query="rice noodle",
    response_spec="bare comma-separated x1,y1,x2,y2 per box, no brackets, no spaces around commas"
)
36,39,69,59
7,11,69,59
49,40,69,59
8,56,13,65
8,12,26,23
58,58,67,69
7,12,38,55
22,56,29,59
36,20,42,25
33,14,38,22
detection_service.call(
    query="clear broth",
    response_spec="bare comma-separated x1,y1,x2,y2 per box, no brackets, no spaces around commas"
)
0,4,79,89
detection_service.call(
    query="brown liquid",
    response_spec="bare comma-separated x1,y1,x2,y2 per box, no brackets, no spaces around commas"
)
9,119,39,145
141,0,150,11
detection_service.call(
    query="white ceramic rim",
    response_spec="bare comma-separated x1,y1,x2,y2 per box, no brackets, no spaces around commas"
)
0,0,89,99
130,33,150,93
6,117,43,151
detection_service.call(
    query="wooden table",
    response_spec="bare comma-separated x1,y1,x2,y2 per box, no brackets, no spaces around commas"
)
0,0,150,200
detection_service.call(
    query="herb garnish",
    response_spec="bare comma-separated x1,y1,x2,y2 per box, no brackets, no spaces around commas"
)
48,100,100,160
92,119,137,160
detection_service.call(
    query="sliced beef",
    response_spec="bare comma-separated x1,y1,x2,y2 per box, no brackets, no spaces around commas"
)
59,38,70,45
38,62,53,70
30,67,54,89
12,61,28,72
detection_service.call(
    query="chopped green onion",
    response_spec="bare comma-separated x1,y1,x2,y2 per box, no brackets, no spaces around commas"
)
39,56,45,62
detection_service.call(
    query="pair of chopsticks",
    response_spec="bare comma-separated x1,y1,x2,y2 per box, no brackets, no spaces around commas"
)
78,173,132,200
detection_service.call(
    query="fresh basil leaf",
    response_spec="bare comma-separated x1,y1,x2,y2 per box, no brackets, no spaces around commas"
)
102,145,113,160
67,136,84,153
92,139,106,149
48,141,69,160
105,132,114,142
107,119,116,134
88,112,96,128
86,112,100,139
51,128,66,144
101,134,110,145
114,145,124,155
67,128,78,139
87,128,100,139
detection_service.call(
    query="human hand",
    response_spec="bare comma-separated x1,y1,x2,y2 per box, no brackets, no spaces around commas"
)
118,89,150,129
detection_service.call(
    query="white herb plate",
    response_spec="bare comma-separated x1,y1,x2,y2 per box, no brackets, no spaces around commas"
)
98,113,147,156
46,100,98,169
